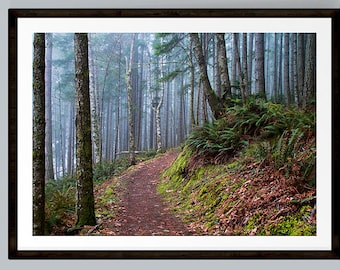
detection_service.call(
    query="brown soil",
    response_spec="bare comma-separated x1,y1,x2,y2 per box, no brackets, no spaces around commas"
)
98,150,190,236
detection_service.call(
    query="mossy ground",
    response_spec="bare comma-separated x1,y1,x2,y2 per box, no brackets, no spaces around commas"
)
159,133,316,236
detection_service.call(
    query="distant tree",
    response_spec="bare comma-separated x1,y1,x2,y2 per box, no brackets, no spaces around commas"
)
284,33,291,106
233,33,246,102
247,33,254,94
45,33,54,181
292,33,299,106
33,33,46,235
88,34,101,164
74,33,96,227
297,33,305,105
242,33,249,97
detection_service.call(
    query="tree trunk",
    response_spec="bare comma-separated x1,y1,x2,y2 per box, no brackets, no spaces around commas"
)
189,40,196,129
292,33,299,106
216,33,231,99
242,33,249,97
233,33,246,102
247,33,254,94
254,33,266,99
190,33,224,118
67,100,75,175
74,33,96,227
114,40,122,160
88,34,101,164
278,34,283,102
126,34,137,165
155,56,164,153
33,33,46,235
272,33,278,102
304,33,316,107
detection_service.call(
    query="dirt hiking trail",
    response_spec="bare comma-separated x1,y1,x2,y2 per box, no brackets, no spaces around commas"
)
100,150,190,236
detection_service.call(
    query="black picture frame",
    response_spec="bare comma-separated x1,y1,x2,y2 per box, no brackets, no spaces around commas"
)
8,9,340,259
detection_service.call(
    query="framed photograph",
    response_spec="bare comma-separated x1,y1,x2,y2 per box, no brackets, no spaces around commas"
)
8,9,340,259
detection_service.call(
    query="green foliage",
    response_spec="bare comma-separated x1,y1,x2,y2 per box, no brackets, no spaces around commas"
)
186,98,315,171
45,176,76,234
93,158,130,184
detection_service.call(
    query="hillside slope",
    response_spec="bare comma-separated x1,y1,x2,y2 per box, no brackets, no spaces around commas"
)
158,100,316,236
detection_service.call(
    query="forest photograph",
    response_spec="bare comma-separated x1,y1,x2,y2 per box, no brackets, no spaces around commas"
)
32,31,318,239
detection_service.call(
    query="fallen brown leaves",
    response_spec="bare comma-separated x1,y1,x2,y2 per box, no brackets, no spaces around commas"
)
182,161,316,236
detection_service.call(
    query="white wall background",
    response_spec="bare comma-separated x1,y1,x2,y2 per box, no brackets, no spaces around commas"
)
1,1,340,270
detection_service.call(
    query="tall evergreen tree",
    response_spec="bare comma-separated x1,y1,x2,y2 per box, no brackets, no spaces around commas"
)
33,33,46,235
74,33,96,227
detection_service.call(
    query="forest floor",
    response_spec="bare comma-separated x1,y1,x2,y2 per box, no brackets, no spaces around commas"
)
92,149,191,236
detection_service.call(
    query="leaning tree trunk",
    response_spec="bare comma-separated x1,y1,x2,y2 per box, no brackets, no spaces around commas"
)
190,33,224,119
74,33,96,227
33,33,46,235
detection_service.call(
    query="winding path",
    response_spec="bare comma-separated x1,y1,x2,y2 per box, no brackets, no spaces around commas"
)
105,150,190,236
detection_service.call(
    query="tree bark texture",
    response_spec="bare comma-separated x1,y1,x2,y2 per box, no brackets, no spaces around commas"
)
74,33,96,227
304,33,316,107
33,33,46,235
216,33,231,99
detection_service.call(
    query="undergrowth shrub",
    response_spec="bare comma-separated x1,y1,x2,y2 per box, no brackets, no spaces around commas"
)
45,176,76,234
186,99,315,171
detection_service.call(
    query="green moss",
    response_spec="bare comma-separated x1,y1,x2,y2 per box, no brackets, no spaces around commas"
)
104,188,114,196
243,206,316,236
265,215,316,236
